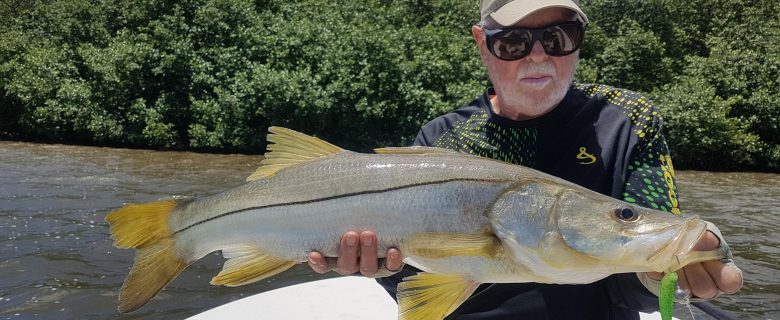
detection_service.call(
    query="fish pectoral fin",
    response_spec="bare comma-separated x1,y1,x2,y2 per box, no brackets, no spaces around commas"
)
247,127,344,181
373,146,459,155
211,246,296,287
403,232,501,259
398,273,480,320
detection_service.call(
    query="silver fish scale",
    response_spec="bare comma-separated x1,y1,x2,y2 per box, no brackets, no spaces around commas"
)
170,152,526,229
169,152,526,262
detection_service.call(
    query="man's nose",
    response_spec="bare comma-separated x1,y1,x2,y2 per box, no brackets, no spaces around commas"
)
525,40,548,62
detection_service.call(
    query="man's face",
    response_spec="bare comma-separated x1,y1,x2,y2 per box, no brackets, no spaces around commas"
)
472,8,580,119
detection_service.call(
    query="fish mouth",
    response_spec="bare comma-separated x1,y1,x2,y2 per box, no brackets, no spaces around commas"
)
646,216,708,272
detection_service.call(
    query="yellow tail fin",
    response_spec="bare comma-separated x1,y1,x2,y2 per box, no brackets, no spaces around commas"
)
106,200,187,313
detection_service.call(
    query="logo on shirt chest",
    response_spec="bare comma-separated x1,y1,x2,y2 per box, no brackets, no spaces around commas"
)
576,147,597,165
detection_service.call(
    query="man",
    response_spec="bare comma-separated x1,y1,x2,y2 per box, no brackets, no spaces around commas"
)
308,0,743,318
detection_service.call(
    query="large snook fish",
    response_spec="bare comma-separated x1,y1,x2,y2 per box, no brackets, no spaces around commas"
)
106,127,723,319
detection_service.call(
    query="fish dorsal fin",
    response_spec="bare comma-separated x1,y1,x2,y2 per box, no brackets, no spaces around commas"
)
247,127,344,181
402,232,501,259
373,146,458,154
398,273,481,320
211,246,296,287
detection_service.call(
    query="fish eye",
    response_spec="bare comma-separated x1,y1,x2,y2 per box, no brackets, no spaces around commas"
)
615,207,639,221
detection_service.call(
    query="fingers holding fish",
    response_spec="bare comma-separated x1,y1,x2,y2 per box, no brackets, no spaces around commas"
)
677,260,742,299
337,230,404,276
307,251,330,274
693,231,720,251
703,260,743,294
679,263,719,299
647,230,743,299
307,230,404,277
359,231,379,276
385,248,404,272
683,230,742,297
336,231,361,274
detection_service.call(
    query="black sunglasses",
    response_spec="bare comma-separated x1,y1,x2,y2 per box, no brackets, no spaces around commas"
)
483,22,586,61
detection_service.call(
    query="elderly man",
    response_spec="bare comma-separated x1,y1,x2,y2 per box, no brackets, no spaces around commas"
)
308,0,743,318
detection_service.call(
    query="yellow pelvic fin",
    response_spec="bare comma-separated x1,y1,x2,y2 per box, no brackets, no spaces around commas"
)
403,232,501,259
210,246,296,287
105,199,187,313
398,273,480,320
373,146,458,154
247,127,344,181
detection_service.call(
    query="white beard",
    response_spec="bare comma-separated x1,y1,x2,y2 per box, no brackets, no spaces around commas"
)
487,60,576,120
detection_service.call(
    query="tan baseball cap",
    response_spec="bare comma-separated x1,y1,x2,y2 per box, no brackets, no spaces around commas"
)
480,0,589,26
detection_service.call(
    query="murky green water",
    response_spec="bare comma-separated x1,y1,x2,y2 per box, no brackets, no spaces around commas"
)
1,141,778,319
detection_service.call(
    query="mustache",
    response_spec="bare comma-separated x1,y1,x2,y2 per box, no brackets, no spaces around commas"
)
517,63,556,78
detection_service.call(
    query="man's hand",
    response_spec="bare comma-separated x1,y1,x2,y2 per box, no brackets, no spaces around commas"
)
647,231,742,299
307,230,404,277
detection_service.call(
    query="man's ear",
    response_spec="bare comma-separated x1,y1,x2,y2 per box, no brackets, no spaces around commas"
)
471,25,489,61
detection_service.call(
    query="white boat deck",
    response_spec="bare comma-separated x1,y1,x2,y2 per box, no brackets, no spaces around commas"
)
188,276,674,319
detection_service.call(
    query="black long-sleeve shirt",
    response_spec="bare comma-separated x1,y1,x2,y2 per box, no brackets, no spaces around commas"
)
377,83,681,319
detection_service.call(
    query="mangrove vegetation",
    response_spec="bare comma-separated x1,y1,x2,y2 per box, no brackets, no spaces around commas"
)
1,0,778,171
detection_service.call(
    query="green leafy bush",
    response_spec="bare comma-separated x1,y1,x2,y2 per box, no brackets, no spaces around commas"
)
0,0,778,171
579,0,779,171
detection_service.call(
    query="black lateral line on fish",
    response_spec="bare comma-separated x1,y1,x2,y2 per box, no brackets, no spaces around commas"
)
172,177,505,235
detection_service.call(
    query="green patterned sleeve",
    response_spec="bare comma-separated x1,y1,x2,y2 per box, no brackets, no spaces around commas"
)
622,125,681,215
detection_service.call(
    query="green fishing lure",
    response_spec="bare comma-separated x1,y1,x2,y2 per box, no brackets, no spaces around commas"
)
659,271,678,320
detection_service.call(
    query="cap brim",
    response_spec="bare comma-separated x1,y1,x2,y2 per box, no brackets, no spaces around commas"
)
490,0,589,26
